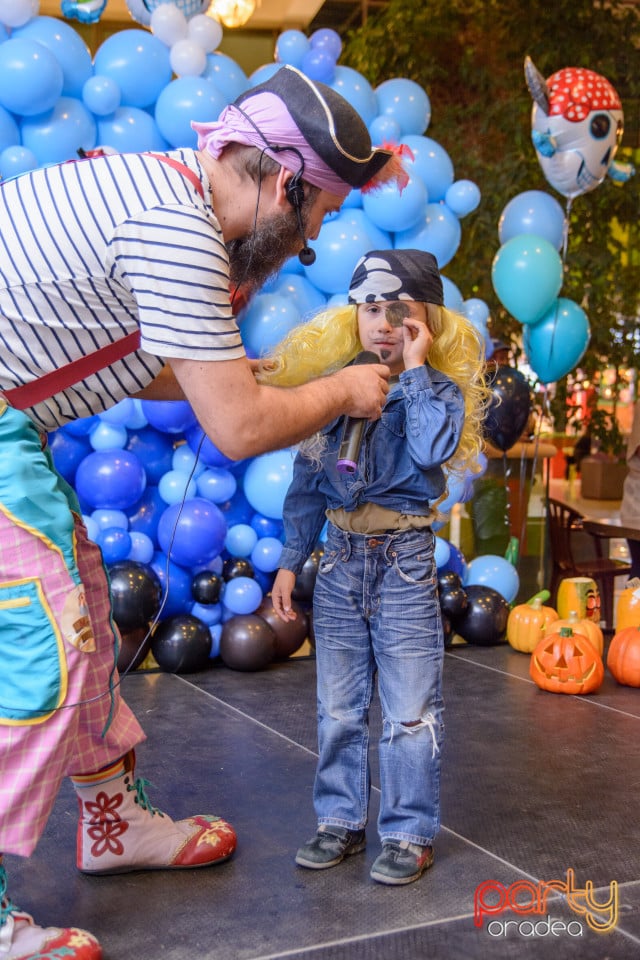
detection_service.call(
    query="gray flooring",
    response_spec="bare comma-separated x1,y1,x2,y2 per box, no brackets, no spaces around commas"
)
7,643,640,959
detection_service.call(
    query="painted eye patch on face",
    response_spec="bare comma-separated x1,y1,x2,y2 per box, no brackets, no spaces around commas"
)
384,302,412,327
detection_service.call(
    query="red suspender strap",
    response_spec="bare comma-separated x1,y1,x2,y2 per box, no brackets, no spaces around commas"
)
3,155,206,411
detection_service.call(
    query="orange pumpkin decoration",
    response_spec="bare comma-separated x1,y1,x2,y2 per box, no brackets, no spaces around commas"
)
530,626,604,695
607,625,640,687
556,576,600,622
507,591,559,654
543,609,604,657
615,580,640,632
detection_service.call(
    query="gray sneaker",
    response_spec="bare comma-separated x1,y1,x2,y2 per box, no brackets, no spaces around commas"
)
295,825,366,869
370,841,434,885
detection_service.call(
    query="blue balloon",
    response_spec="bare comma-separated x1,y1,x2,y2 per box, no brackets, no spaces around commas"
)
248,63,280,87
301,47,336,85
82,75,121,117
140,400,197,435
150,550,193,618
190,601,222,626
48,428,92,484
376,78,431,136
250,514,283,539
464,554,520,604
0,37,63,116
63,415,99,436
401,135,454,202
21,98,96,165
498,190,566,251
202,52,248,102
89,420,128,451
368,114,402,145
157,498,227,567
243,449,295,519
127,485,165,542
340,208,391,252
224,523,258,558
445,179,481,218
15,16,93,99
441,542,467,579
155,75,227,149
196,467,237,504
331,66,377,127
91,508,129,530
274,29,309,68
238,293,301,358
158,469,198,505
268,273,326,319
0,105,20,151
303,210,373,294
250,536,283,573
491,234,563,325
219,489,254,526
362,172,428,233
75,449,147,510
184,424,236,469
209,622,223,657
523,297,590,384
93,29,172,109
126,426,174,485
222,575,263,616
434,536,451,569
395,202,461,269
127,530,155,564
441,277,464,313
97,526,132,565
97,106,169,154
310,27,342,59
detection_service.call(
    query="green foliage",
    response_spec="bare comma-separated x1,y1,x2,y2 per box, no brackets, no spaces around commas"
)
343,0,640,401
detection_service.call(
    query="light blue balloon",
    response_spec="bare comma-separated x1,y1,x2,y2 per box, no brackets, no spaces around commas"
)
523,297,590,384
464,554,519,604
209,622,223,657
190,601,222,626
445,179,481,218
93,29,171,109
222,575,263,616
14,16,92,98
437,475,466,514
238,293,301,358
462,298,490,327
172,444,206,478
302,47,336,84
368,114,402,145
303,210,373,295
269,273,326,319
331,66,377,127
362,171,428,233
82,75,121,117
376,78,431,136
158,469,198,505
243,449,295,519
83,514,100,542
250,536,283,573
155,76,226,149
91,508,129,530
434,536,451,570
248,62,281,87
341,208,391,251
21,97,96,164
89,421,128,451
99,399,136,426
498,190,566,251
274,29,309,68
127,530,155,564
98,106,169,153
196,467,237,504
0,145,38,179
491,234,563,325
401,135,454,202
395,202,461,269
224,523,258,558
310,28,342,59
0,38,63,117
441,276,464,313
202,53,248,102
0,105,20,152
125,399,148,430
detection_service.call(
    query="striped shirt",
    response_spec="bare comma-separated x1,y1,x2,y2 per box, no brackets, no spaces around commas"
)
0,149,245,431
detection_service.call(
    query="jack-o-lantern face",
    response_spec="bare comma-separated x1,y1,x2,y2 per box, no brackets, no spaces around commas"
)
530,627,604,695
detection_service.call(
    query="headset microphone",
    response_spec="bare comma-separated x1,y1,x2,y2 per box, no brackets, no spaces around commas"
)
286,171,316,266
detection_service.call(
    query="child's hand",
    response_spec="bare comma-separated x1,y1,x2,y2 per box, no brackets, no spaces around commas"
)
271,569,298,622
402,317,432,370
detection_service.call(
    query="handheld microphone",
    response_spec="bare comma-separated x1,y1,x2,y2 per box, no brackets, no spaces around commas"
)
336,350,380,474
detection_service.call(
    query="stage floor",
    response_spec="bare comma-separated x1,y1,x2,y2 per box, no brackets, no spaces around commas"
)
8,642,640,960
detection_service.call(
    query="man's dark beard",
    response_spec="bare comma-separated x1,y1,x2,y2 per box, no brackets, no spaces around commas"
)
228,207,305,294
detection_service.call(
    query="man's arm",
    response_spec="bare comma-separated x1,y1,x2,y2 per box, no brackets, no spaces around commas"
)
168,355,389,461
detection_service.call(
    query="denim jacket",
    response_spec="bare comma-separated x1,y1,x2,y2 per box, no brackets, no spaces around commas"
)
279,363,464,574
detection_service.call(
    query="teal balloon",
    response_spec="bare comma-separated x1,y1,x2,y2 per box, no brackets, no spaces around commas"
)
523,297,590,384
491,234,563,324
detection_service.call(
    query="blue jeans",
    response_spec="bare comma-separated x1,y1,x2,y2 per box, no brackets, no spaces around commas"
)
311,523,444,847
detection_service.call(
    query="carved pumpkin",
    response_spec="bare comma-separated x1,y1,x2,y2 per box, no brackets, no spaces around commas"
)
607,625,640,687
507,591,559,654
615,580,640,632
530,626,604,695
556,576,600,622
543,609,603,656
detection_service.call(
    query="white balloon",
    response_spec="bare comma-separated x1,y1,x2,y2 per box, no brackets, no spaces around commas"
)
169,38,207,78
150,3,188,46
0,0,38,27
187,14,223,53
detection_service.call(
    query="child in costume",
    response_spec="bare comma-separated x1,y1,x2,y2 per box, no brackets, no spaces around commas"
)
263,249,488,885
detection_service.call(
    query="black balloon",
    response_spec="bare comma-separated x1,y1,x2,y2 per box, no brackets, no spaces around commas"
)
220,614,276,671
151,615,212,673
437,570,462,593
483,365,531,452
223,557,254,581
192,571,222,605
438,582,468,623
441,614,454,648
255,596,309,659
108,561,162,632
292,548,323,603
117,626,152,673
454,585,510,646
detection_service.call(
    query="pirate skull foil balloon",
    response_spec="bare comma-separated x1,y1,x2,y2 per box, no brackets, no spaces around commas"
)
524,56,634,199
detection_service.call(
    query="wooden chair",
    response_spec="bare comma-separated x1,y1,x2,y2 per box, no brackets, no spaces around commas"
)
546,497,632,632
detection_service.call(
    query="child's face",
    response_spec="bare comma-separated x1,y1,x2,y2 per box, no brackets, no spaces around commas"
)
357,300,428,374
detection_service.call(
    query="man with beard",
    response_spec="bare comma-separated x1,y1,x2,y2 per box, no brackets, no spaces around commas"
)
0,66,407,960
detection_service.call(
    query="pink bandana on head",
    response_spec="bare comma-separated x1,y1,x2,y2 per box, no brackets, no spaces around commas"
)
191,93,353,199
